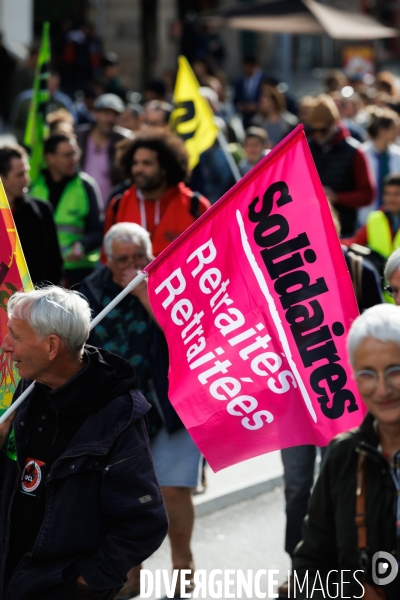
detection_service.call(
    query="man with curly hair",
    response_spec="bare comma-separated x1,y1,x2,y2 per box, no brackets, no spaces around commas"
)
103,132,210,257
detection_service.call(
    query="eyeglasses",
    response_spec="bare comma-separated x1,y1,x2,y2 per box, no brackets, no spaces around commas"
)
111,253,147,267
309,127,330,135
384,285,400,298
355,366,400,393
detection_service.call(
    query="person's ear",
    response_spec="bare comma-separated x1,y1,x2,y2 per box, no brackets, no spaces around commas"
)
47,334,62,361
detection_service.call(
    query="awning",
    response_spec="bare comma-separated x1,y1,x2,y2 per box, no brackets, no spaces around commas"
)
203,0,397,39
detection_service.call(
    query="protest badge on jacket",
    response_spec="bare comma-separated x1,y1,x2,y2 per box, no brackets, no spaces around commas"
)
0,182,33,416
146,125,364,472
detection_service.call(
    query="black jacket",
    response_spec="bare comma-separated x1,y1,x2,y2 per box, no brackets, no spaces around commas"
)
0,346,168,600
294,413,400,600
80,266,183,434
343,248,383,311
308,128,373,237
13,195,63,285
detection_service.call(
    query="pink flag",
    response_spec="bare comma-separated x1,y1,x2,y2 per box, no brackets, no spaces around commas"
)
146,125,365,472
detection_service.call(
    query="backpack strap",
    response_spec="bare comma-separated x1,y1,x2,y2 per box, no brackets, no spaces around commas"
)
111,194,123,224
355,453,388,595
190,191,202,220
356,453,368,551
348,250,363,307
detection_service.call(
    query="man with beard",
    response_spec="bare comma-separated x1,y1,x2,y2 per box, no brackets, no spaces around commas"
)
103,132,210,256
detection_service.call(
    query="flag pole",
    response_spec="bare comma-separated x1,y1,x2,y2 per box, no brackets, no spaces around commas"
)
0,271,149,426
24,21,51,182
217,130,241,183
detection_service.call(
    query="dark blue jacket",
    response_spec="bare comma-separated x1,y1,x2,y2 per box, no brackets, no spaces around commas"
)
233,72,264,128
0,347,168,600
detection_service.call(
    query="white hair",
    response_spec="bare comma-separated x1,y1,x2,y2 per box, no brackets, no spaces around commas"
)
384,248,400,281
7,286,91,354
104,222,152,259
347,304,400,366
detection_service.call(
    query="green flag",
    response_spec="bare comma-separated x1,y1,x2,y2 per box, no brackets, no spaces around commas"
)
24,22,51,181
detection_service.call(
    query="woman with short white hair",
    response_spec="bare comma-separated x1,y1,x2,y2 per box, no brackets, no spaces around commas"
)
384,247,400,305
294,304,400,600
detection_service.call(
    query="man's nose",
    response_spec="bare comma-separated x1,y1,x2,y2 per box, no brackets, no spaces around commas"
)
1,333,13,353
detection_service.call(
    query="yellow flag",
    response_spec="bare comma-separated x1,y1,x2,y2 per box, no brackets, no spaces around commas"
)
171,56,219,170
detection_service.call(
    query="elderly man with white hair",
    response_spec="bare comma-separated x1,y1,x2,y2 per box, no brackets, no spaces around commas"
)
294,304,400,599
80,222,203,599
80,222,157,402
0,286,168,600
384,247,400,305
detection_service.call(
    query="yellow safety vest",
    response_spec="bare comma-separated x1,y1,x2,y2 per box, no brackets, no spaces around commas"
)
366,210,400,258
366,210,400,304
30,173,100,270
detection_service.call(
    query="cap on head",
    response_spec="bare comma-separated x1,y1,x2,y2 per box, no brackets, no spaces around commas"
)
309,94,340,127
245,126,268,144
94,93,125,114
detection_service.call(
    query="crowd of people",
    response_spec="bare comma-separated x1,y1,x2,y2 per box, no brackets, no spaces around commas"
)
1,32,400,599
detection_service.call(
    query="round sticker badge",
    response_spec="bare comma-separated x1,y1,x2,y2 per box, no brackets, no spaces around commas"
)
21,459,44,493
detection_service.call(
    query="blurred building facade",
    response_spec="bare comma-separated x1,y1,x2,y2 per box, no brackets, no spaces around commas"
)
0,0,398,91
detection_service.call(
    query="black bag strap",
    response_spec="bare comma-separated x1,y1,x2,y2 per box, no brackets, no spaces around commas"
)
111,194,123,224
190,191,202,220
356,453,368,551
348,250,363,306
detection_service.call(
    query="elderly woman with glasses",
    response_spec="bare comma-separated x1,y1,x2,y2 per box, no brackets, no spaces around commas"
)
384,248,400,304
294,304,400,600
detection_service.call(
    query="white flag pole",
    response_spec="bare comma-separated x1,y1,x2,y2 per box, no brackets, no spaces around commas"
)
0,271,149,426
89,271,148,329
